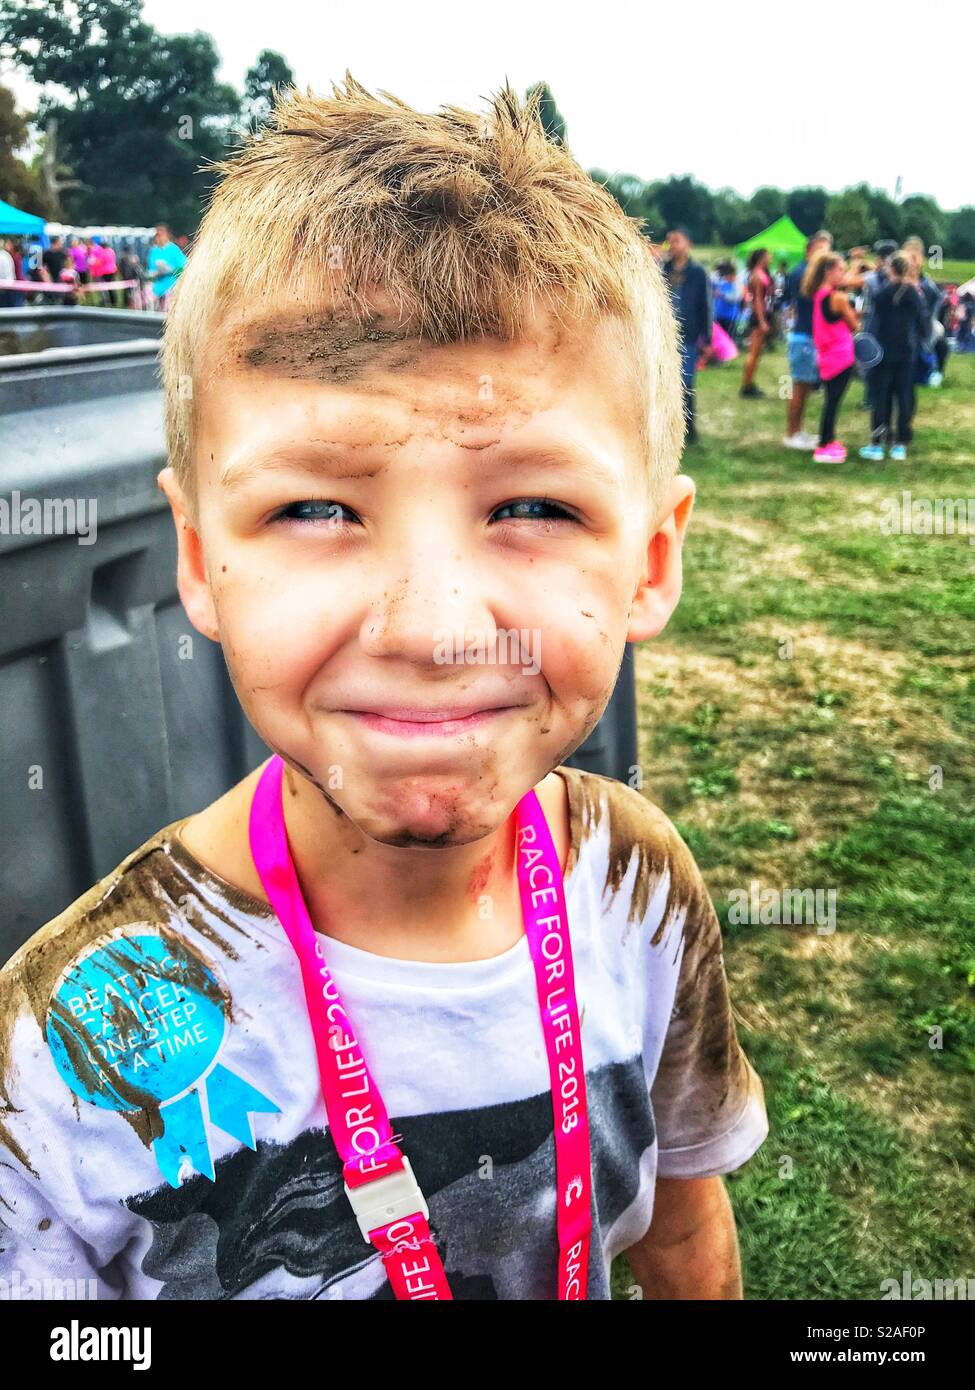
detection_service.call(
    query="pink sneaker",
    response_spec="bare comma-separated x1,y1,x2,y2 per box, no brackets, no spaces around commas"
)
812,441,847,463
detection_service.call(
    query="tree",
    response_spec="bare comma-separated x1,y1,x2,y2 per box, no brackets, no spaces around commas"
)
653,175,714,244
593,170,662,238
787,186,828,235
712,187,763,245
848,184,903,244
947,207,975,261
899,195,947,257
825,189,875,250
242,49,294,137
0,79,46,211
750,185,786,224
36,115,89,217
0,0,241,229
526,82,567,147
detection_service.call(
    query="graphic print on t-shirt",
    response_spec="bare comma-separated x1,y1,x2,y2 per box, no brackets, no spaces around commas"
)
46,929,280,1189
126,1056,655,1300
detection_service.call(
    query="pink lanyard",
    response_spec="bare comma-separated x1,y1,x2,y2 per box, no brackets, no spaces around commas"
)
248,755,592,1300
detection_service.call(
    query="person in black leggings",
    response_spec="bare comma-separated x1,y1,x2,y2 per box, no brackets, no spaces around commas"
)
805,252,860,458
820,363,854,446
869,254,924,451
815,267,859,448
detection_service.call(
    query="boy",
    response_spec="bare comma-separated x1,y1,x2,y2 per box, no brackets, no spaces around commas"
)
0,77,767,1301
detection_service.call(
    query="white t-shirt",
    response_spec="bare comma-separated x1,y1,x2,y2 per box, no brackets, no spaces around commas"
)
0,765,768,1301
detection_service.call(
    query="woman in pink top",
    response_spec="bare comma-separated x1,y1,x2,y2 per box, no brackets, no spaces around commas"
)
68,237,88,278
98,241,119,305
803,252,859,462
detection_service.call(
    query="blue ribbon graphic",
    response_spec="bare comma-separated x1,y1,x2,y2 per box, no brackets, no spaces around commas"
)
47,933,280,1188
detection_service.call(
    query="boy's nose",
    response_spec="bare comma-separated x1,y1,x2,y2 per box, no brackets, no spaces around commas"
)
358,541,495,666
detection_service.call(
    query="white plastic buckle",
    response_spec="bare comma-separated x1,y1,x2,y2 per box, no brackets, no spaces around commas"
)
343,1154,430,1243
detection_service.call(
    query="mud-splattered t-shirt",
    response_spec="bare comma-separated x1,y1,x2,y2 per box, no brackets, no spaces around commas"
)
0,765,768,1301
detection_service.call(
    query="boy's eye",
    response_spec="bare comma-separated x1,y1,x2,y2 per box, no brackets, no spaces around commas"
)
273,497,576,527
275,499,358,525
491,498,576,524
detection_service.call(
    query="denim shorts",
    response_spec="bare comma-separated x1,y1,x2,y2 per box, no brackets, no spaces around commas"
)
788,331,819,385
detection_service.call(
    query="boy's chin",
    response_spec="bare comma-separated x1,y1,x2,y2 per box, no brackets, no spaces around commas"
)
358,784,511,849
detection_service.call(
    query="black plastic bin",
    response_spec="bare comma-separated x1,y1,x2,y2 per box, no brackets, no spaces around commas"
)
0,307,637,960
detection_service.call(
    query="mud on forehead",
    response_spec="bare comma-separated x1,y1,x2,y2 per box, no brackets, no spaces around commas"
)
194,299,646,476
234,308,425,384
208,296,583,391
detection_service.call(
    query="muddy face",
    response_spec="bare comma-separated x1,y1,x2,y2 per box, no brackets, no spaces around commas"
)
186,288,653,848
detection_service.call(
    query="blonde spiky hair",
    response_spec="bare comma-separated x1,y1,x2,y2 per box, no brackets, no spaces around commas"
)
161,73,684,508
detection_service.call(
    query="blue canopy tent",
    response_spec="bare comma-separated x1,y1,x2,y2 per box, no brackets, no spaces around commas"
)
0,199,45,237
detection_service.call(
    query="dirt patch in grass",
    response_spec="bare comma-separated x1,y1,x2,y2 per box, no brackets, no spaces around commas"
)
792,931,856,964
690,511,811,570
851,1070,972,1149
638,620,968,823
727,931,971,1178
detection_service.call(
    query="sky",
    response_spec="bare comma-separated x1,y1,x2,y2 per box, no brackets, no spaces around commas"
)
3,0,972,210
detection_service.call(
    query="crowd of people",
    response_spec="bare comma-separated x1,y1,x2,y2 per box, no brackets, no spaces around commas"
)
660,227,974,462
0,224,188,312
3,215,970,466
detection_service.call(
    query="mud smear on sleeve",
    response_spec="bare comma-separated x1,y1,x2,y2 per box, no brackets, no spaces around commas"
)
0,1040,36,1178
564,769,697,936
568,771,752,1107
0,830,257,1170
655,909,753,1117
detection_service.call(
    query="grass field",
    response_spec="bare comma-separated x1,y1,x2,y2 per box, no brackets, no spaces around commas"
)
612,347,975,1299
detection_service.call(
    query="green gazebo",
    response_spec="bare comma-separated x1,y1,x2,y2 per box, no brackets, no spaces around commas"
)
735,215,807,265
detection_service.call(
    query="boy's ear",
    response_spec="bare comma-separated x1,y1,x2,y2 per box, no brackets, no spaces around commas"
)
156,466,220,643
627,475,696,642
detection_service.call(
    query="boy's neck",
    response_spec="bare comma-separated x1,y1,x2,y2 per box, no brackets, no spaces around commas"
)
282,765,524,962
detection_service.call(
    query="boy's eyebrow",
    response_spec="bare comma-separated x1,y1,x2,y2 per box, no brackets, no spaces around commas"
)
477,443,623,493
218,440,623,494
219,445,387,491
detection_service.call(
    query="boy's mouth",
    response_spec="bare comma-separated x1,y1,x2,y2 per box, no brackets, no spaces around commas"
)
340,703,522,739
